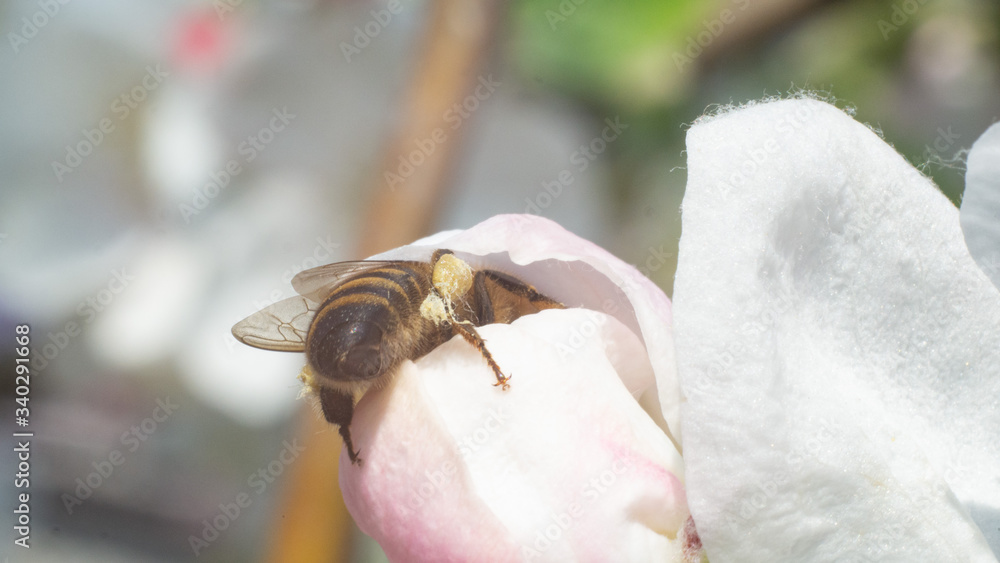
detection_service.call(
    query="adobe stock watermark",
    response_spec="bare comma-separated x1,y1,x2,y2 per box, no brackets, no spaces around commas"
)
51,64,169,182
384,74,500,191
713,100,819,197
524,116,628,215
687,288,794,396
222,235,342,355
522,453,635,559
878,0,931,40
635,244,674,280
843,189,890,241
544,0,589,30
61,397,179,514
246,235,342,311
554,299,628,361
927,126,960,155
834,521,906,563
721,419,841,534
596,241,673,301
213,0,246,20
673,0,750,72
178,106,296,223
189,439,305,556
922,125,961,168
941,443,973,484
340,0,411,63
456,407,511,460
30,268,137,372
394,407,511,517
979,253,1000,279
7,0,72,54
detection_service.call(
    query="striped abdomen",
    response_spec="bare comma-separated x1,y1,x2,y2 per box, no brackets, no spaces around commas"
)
305,263,441,387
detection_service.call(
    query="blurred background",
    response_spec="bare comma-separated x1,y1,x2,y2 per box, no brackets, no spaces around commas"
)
1,0,997,561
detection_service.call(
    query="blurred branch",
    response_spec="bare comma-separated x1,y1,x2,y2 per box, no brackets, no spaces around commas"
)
359,0,505,255
264,0,504,561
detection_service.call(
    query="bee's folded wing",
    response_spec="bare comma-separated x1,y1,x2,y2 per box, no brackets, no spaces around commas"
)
231,295,319,352
291,260,407,302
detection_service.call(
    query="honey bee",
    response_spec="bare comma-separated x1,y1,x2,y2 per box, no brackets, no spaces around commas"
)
232,249,564,464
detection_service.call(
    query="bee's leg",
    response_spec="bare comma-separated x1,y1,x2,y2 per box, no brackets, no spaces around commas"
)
480,270,564,312
452,321,511,390
318,387,362,465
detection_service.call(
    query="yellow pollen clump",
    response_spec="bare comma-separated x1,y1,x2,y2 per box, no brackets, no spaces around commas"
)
296,364,320,398
419,293,450,325
432,253,473,301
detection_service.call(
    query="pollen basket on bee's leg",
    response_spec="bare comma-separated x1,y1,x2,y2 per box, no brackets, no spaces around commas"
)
432,253,473,302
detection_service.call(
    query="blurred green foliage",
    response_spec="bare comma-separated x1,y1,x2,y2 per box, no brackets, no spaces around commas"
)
510,0,998,293
512,0,998,205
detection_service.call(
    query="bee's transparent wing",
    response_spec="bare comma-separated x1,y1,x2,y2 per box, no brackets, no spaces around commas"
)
231,295,319,352
291,260,415,302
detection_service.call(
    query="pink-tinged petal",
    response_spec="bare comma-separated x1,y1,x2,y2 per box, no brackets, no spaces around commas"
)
339,365,522,562
371,214,681,448
341,309,691,562
676,99,1000,561
961,122,1000,289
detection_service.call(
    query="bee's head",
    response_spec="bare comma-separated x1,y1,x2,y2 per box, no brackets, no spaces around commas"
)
307,318,384,383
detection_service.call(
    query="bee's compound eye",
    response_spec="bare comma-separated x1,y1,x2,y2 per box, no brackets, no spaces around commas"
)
312,321,384,381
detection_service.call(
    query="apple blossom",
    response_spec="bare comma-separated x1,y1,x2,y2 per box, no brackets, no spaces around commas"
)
336,215,702,562
675,98,1000,562
323,101,998,562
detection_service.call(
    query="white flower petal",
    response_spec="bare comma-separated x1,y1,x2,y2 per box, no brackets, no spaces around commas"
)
961,122,1000,288
340,309,690,562
371,214,681,447
675,99,1000,561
